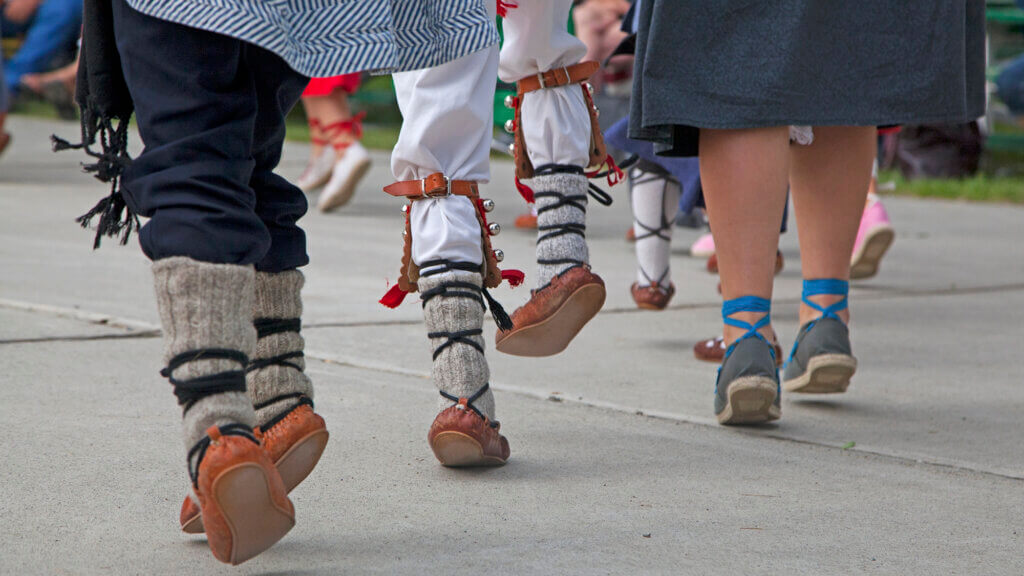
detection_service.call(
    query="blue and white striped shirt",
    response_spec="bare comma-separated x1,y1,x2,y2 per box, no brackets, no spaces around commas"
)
125,0,499,77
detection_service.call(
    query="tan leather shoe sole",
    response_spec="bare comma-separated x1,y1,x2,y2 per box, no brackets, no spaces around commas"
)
430,431,508,467
717,377,781,425
495,282,605,357
783,354,857,394
211,463,295,565
182,409,328,535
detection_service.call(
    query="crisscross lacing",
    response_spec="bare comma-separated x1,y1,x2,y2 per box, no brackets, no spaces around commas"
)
439,383,499,428
786,278,849,366
161,349,249,413
419,259,513,331
721,296,775,362
716,296,776,392
246,316,314,428
631,169,679,290
186,423,259,486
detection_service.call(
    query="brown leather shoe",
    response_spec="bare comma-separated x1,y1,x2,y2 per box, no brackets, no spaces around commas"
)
707,251,784,275
514,212,538,229
694,336,784,366
495,266,606,357
180,403,328,535
190,425,294,565
428,398,510,467
631,282,675,310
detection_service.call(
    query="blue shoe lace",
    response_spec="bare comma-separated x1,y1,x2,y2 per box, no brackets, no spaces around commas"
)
717,295,777,391
785,278,849,368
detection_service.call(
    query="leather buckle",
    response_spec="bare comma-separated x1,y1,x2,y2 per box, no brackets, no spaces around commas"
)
537,67,572,89
535,71,548,89
422,174,451,198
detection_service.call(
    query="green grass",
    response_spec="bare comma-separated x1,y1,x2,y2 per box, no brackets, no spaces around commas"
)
879,170,1024,204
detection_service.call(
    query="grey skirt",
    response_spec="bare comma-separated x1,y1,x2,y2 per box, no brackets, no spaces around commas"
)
628,0,987,156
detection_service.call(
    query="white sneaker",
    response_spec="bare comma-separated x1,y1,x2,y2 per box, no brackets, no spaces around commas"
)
318,142,372,213
297,147,335,192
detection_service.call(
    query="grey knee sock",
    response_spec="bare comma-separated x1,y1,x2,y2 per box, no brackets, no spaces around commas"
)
530,171,590,288
418,270,495,420
247,270,313,427
152,257,257,465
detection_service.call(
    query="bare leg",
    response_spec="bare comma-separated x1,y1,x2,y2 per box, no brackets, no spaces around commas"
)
300,97,329,160
789,126,875,325
699,127,790,345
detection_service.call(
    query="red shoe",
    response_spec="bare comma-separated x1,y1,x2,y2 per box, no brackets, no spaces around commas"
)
180,402,328,534
631,282,675,310
428,391,510,467
694,336,784,366
625,226,636,242
188,424,294,565
514,212,538,229
495,266,606,357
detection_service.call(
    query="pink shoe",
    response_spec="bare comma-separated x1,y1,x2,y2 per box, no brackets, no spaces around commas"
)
850,196,895,280
690,233,715,258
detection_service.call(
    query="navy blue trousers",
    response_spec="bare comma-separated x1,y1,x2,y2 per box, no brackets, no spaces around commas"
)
113,1,310,272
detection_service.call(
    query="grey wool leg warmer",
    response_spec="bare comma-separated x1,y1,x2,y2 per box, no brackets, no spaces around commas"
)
530,171,590,289
152,257,257,465
247,270,314,428
418,270,495,420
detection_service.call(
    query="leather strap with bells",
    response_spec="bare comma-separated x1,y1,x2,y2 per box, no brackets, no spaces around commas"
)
380,173,510,308
511,61,608,180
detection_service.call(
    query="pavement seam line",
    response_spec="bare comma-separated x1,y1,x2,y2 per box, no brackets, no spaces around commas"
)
7,297,1024,481
304,351,1024,482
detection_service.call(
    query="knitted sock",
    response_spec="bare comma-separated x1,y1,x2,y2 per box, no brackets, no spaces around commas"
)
418,269,495,420
152,257,257,470
247,270,314,428
630,168,682,289
530,171,590,289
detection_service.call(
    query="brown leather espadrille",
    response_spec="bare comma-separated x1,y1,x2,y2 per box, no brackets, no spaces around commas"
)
495,266,605,357
428,399,510,467
631,282,675,310
180,403,327,535
188,425,294,565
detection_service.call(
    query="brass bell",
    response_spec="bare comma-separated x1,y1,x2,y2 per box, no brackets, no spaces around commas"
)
488,222,501,236
493,249,505,263
481,199,496,212
402,229,408,237
401,204,409,213
585,82,594,95
504,119,516,134
504,94,516,109
508,142,515,155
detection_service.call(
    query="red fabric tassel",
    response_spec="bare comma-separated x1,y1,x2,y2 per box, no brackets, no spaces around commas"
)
605,155,625,187
502,269,526,287
515,177,534,204
496,0,517,17
379,284,408,308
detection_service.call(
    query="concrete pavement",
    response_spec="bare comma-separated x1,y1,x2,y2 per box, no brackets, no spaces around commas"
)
1,116,1022,574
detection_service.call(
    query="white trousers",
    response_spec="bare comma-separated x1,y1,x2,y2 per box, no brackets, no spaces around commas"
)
391,0,590,269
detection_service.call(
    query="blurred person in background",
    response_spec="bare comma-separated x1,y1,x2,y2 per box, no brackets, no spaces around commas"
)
996,0,1024,127
1,0,82,101
1,19,8,157
296,73,372,213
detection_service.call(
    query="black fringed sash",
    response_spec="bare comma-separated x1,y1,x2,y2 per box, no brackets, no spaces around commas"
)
52,0,137,249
